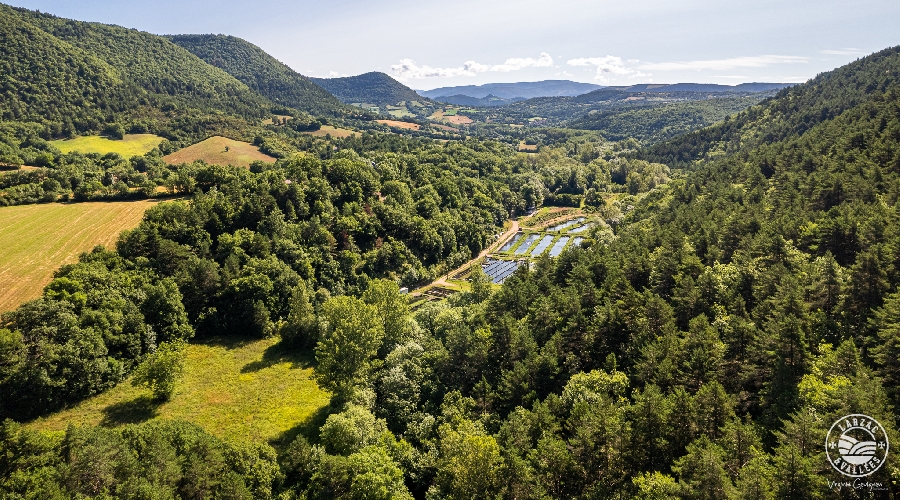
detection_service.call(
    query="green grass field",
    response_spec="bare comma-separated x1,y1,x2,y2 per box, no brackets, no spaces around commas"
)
163,136,276,168
50,134,165,157
28,336,330,446
389,109,416,118
301,125,359,139
0,200,166,313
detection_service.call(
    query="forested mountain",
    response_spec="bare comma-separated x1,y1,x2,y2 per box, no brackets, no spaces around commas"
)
0,3,278,141
420,80,604,100
312,72,425,106
168,34,350,117
643,46,900,166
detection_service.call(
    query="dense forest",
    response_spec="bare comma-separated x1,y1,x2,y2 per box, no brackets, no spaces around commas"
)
2,2,900,497
169,35,351,118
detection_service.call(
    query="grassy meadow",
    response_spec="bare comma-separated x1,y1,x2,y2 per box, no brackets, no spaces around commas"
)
50,134,165,157
162,136,276,167
0,200,165,313
28,336,331,446
301,125,359,139
376,119,421,130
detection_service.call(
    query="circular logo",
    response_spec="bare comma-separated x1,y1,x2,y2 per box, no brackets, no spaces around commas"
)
826,414,889,477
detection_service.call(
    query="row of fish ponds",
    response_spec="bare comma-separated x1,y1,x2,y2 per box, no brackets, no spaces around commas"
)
497,231,586,258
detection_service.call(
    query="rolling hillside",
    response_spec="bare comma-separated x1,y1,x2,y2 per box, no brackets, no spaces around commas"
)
312,71,423,106
0,3,274,139
643,46,900,166
169,34,349,117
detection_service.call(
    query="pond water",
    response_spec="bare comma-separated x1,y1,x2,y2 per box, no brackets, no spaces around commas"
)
549,236,570,256
499,232,524,252
547,217,585,231
530,235,555,256
515,233,541,254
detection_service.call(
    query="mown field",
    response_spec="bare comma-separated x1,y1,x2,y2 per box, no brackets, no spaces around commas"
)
301,125,359,138
162,136,276,167
376,119,421,130
50,134,165,156
0,200,165,313
28,336,331,446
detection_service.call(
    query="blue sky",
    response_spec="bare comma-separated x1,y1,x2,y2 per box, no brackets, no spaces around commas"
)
6,0,899,89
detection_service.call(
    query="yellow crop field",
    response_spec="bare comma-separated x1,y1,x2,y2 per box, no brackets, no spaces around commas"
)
50,134,165,157
28,336,331,446
0,200,164,313
163,136,276,167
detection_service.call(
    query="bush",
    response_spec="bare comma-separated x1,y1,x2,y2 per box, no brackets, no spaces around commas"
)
131,340,187,401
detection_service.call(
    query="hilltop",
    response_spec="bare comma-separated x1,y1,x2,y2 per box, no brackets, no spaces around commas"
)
312,71,423,107
168,34,349,117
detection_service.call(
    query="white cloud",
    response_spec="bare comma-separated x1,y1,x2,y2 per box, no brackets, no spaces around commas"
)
390,53,552,80
636,55,807,71
491,52,554,72
821,48,866,56
567,55,650,84
390,59,486,80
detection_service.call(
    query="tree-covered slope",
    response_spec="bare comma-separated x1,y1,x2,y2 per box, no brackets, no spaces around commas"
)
0,8,124,131
168,34,349,117
567,95,765,144
0,3,275,138
644,45,900,166
312,72,424,106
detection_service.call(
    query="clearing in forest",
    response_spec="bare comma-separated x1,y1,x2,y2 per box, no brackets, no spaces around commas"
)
376,119,421,130
301,125,359,139
0,199,165,313
27,336,331,446
50,134,165,157
445,115,474,125
163,136,276,167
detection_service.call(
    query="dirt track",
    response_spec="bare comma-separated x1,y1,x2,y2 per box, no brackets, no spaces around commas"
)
416,220,520,293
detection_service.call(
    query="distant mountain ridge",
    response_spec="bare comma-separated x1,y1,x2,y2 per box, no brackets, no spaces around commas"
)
419,80,604,100
434,94,527,107
608,82,794,93
311,72,423,106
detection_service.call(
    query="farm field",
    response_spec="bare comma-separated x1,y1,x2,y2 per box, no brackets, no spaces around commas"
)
445,115,474,125
376,119,421,130
0,199,165,313
27,336,330,446
388,109,416,118
162,136,275,167
301,125,359,138
50,134,165,157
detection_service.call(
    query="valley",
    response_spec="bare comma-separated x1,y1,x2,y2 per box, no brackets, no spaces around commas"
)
0,1,898,498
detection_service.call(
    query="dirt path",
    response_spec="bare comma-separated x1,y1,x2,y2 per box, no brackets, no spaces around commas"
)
417,220,520,293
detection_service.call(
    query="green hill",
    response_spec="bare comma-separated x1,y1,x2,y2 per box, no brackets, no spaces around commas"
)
567,95,764,144
311,71,424,107
0,4,273,138
643,46,900,166
168,34,349,117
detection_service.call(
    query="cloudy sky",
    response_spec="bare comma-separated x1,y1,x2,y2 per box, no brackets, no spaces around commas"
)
7,0,899,90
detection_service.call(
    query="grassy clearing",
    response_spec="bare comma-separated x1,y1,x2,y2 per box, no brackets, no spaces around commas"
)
301,125,359,139
376,119,421,130
388,109,416,118
163,136,275,168
0,200,166,313
50,134,164,157
28,336,331,446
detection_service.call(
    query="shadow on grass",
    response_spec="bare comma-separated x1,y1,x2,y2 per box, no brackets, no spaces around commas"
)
241,340,315,373
99,394,162,427
269,402,333,451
